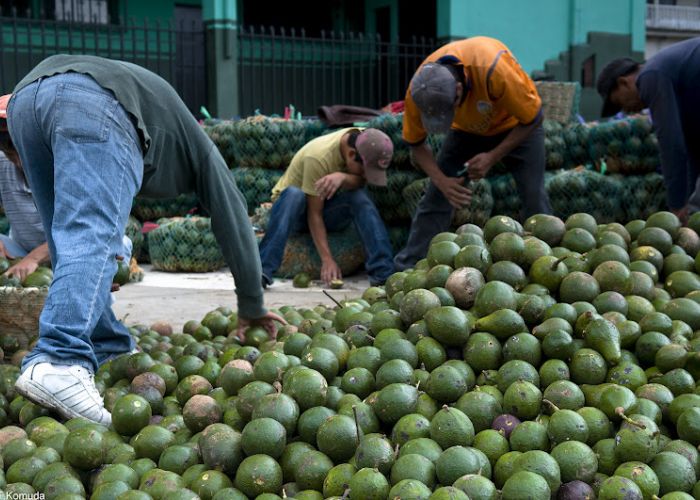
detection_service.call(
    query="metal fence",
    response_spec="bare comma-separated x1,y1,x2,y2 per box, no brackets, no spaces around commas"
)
646,3,700,31
237,26,438,117
0,14,206,114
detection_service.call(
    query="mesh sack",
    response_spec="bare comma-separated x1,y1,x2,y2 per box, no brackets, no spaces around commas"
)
125,215,144,261
148,216,225,272
251,203,272,232
0,287,47,350
488,174,522,220
587,115,659,175
562,123,591,168
131,193,199,222
622,173,667,222
203,120,237,168
401,176,493,226
453,179,494,227
368,170,425,224
546,168,623,223
367,113,445,169
304,119,328,143
543,120,569,170
402,177,430,217
232,167,284,214
231,116,309,169
0,216,8,235
388,225,410,255
276,223,366,279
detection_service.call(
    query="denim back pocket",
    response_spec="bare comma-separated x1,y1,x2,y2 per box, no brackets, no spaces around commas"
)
55,82,119,144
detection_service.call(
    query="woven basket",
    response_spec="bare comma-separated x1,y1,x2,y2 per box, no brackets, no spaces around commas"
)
0,286,47,349
535,81,581,124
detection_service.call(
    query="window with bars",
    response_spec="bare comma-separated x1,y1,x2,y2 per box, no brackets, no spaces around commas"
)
1,0,123,24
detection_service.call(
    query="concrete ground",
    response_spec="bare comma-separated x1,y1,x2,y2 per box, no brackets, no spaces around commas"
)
112,264,369,331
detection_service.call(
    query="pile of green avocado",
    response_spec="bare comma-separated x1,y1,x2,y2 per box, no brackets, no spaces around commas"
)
0,210,700,500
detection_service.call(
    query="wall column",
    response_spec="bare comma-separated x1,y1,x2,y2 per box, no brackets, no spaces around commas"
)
203,0,239,118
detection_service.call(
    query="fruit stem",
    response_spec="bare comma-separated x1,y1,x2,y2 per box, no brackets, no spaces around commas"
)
352,405,363,444
542,399,561,413
615,408,646,429
551,255,569,271
341,489,350,499
273,381,283,394
322,290,343,308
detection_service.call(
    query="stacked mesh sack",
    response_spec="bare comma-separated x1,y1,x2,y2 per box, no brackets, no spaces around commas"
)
125,215,144,262
367,170,425,224
367,113,444,169
231,115,326,169
131,193,199,222
585,115,659,175
148,216,225,272
203,119,237,168
562,123,592,168
488,173,521,220
402,177,494,228
275,223,366,279
232,168,284,215
543,120,570,170
622,172,667,221
546,168,624,223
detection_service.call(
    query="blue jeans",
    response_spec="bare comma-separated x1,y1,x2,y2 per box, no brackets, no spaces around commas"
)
8,73,143,373
259,186,394,285
0,234,30,257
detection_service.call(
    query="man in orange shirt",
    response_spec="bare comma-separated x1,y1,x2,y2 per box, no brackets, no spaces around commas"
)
395,37,551,270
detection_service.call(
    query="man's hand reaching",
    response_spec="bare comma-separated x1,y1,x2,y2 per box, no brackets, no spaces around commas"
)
236,311,288,343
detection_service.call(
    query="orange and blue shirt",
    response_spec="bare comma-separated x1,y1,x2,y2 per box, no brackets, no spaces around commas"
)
403,37,542,144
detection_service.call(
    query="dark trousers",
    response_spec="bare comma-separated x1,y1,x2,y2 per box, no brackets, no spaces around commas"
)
395,124,551,270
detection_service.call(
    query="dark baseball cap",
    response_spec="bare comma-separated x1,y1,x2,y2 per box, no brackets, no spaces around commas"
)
356,128,393,186
596,58,641,117
409,63,457,134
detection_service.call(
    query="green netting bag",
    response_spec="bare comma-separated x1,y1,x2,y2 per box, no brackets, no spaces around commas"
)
622,173,667,222
276,223,366,279
543,120,568,170
452,179,494,227
232,167,284,214
367,113,445,169
401,176,494,226
562,123,591,168
231,116,310,169
388,225,410,254
368,170,425,224
586,115,659,175
204,120,237,168
546,168,623,223
131,193,199,222
0,215,9,236
148,216,225,272
488,173,522,220
125,215,144,261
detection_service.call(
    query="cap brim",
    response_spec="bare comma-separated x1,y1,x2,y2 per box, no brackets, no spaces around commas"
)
601,96,621,118
421,112,454,134
364,165,387,187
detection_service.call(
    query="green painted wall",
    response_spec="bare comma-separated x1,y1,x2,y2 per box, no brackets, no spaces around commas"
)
126,0,202,22
437,0,645,74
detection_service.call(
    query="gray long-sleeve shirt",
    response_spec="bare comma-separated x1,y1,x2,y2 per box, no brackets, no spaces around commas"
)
636,37,700,210
14,54,266,319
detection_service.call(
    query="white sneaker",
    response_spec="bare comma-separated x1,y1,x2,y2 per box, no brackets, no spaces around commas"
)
15,363,112,426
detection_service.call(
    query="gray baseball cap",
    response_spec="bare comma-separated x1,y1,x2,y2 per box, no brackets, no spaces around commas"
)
409,63,457,134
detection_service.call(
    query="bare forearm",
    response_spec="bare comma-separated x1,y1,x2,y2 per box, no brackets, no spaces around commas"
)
411,142,445,183
307,211,333,262
342,173,365,190
26,243,50,266
490,117,541,162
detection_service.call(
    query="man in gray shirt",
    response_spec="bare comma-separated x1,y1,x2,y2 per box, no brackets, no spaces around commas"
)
0,151,50,280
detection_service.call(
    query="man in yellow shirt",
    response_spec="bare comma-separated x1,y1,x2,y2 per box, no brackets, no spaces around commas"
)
395,36,552,270
260,127,395,286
